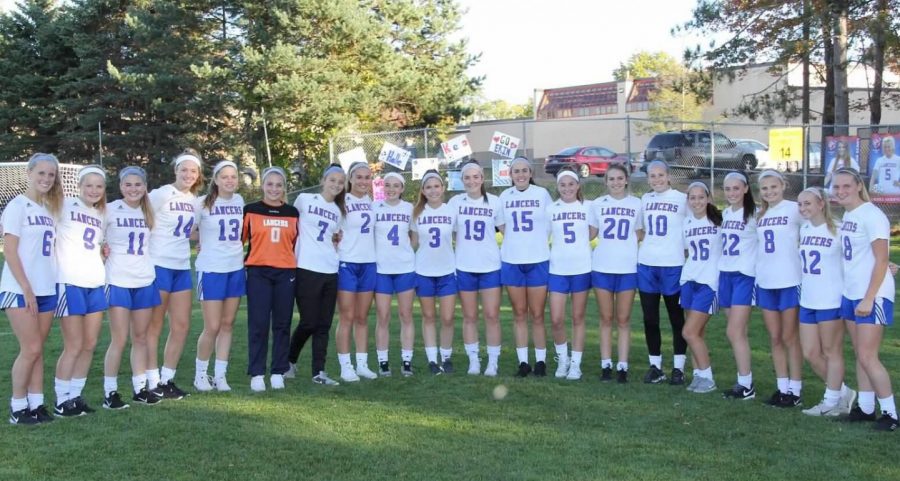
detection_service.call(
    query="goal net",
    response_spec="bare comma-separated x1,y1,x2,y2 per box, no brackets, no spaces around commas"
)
0,162,85,248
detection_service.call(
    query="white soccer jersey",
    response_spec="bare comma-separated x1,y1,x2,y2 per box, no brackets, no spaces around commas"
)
755,200,802,289
638,188,687,267
840,202,895,301
339,193,376,263
873,154,900,195
148,184,198,270
104,199,155,288
548,199,591,276
718,206,757,277
499,184,551,264
799,221,843,310
294,193,343,274
589,194,641,274
195,193,244,273
373,199,414,274
0,195,57,296
56,198,105,288
449,192,504,273
413,203,456,277
681,215,722,290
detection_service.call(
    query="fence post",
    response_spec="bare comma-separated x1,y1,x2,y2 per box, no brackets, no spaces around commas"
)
328,137,334,166
625,115,631,162
521,120,527,159
424,128,429,159
709,120,715,187
802,124,809,189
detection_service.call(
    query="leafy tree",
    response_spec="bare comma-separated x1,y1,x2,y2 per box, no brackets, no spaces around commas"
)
465,97,532,122
613,51,684,81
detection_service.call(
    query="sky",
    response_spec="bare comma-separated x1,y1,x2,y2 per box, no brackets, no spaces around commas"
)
0,0,702,104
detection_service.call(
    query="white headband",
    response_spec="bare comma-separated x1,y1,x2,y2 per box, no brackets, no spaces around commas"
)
460,162,482,175
724,171,748,184
510,157,531,169
687,181,710,194
758,169,784,182
78,165,106,181
383,172,405,186
261,166,286,182
421,172,443,185
212,161,238,178
348,162,369,177
174,153,202,169
800,187,825,200
556,170,579,183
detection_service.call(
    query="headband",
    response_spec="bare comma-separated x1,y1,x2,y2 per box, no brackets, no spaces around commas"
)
174,153,202,169
421,172,443,185
383,172,405,186
510,157,531,169
212,161,238,178
834,167,862,182
348,162,370,177
647,160,669,172
723,171,748,184
556,170,579,183
687,181,710,194
261,166,286,182
758,169,784,182
119,166,147,181
322,165,345,179
800,187,825,200
28,153,59,167
78,165,106,181
460,162,482,175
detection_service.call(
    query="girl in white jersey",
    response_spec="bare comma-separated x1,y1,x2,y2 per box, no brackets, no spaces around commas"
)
288,164,347,386
719,172,759,400
102,166,162,408
2,153,63,425
192,161,245,392
371,172,416,377
147,149,204,400
411,170,457,375
637,160,688,385
679,182,723,394
547,169,593,380
450,161,505,376
589,163,641,383
500,157,552,377
832,168,897,430
333,162,378,382
52,165,108,417
795,187,855,417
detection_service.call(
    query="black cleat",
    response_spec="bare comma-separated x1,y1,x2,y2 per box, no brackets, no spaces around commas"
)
428,361,443,375
668,368,685,386
874,413,899,432
600,367,613,382
71,396,95,414
765,390,785,406
616,369,628,384
133,388,161,405
401,361,414,377
379,361,391,377
160,380,188,400
643,365,666,384
516,362,532,378
31,405,54,423
53,399,84,418
9,407,39,425
533,361,547,377
722,383,756,400
842,405,878,422
103,391,129,410
441,359,454,374
777,393,802,408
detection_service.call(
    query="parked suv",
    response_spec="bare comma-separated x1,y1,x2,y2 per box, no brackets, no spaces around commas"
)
643,130,758,176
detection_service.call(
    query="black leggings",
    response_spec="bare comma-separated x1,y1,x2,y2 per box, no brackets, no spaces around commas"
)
289,268,338,376
639,291,686,357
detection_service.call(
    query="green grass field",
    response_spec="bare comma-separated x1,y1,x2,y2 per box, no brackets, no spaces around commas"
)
0,250,898,481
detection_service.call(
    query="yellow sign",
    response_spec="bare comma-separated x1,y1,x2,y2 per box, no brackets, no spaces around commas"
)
768,128,804,162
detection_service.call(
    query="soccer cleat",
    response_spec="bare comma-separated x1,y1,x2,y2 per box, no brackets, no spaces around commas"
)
103,391,129,410
843,405,878,422
533,361,547,377
722,383,756,400
692,377,717,394
213,377,232,392
467,359,481,376
428,361,443,375
356,365,378,379
777,393,802,408
643,365,666,384
250,375,266,392
270,374,285,390
441,360,454,374
312,371,340,386
379,361,392,377
401,361,414,377
54,399,84,417
555,359,569,378
483,361,498,377
71,396,95,414
516,362,533,378
9,407,39,425
802,401,842,417
340,365,360,383
149,385,166,400
838,388,857,415
160,381,188,400
873,413,899,432
194,375,214,392
565,363,582,381
600,367,613,382
764,390,785,406
31,405,54,423
668,368,685,386
132,388,161,405
686,376,701,392
283,363,297,379
616,369,628,384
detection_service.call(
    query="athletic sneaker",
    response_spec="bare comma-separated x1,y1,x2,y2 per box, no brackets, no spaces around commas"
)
600,367,613,382
874,413,899,431
765,390,785,406
616,369,628,384
160,380,188,400
379,361,392,377
270,374,285,390
565,363,582,381
312,371,339,386
467,358,481,376
213,377,232,392
483,361,498,377
31,405,54,423
54,399,83,417
194,375,214,392
9,407,38,425
250,375,266,392
103,391,129,410
132,388,161,405
340,365,360,383
356,365,378,379
401,361,414,377
692,377,717,394
284,363,297,379
778,393,802,408
802,401,842,417
516,362,532,378
686,376,702,392
149,385,166,400
643,365,666,384
838,387,857,415
428,362,443,375
555,359,569,378
842,405,877,422
533,361,547,377
72,396,95,414
441,360,454,374
668,368,685,386
722,383,756,400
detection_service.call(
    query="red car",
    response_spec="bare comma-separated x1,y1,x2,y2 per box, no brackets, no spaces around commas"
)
544,146,630,178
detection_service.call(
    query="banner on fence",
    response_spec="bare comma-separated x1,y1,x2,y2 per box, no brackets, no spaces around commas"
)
768,128,804,164
378,142,412,171
441,135,472,163
447,171,464,191
372,176,385,201
869,133,900,197
492,158,512,187
489,131,521,159
411,158,440,180
337,147,367,172
823,136,860,189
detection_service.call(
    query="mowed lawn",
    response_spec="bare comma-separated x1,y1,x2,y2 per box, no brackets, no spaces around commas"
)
0,248,898,481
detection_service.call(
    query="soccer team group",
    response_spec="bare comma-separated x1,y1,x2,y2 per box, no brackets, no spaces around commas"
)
1,150,897,432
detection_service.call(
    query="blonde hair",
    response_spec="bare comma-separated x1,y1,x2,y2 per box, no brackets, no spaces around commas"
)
833,167,870,202
413,171,443,219
27,153,64,218
78,164,107,215
756,169,787,219
800,187,837,235
118,168,155,230
172,148,205,195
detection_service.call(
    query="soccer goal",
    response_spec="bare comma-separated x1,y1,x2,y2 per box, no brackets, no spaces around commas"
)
0,162,85,248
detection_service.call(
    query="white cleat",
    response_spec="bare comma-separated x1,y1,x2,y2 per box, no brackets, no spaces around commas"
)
250,375,266,392
355,365,378,379
270,374,285,390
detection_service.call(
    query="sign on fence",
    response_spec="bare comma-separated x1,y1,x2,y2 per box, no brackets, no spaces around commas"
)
378,142,412,170
869,133,900,197
441,135,472,162
411,158,440,180
489,131,520,159
447,171,464,191
768,128,804,164
823,136,860,189
492,158,511,187
372,176,385,201
337,147,367,172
